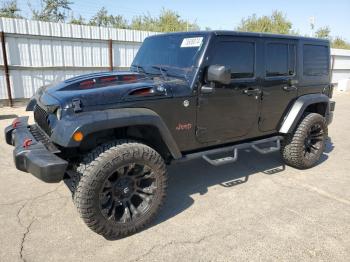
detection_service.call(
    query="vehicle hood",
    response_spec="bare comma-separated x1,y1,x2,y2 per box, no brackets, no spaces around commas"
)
37,71,181,109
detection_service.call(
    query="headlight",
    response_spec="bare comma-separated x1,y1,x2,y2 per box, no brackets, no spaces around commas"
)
55,108,62,120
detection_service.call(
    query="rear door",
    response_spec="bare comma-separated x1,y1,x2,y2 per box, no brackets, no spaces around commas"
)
259,39,298,132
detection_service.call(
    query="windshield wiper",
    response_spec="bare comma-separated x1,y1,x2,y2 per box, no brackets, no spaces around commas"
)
151,65,168,79
167,71,190,82
131,64,146,74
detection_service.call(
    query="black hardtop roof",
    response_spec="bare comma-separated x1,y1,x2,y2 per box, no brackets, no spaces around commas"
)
149,30,329,44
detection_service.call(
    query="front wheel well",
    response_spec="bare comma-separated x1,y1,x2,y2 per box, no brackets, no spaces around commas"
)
77,125,173,163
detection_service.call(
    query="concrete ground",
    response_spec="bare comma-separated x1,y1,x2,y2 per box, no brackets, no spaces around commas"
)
0,92,349,262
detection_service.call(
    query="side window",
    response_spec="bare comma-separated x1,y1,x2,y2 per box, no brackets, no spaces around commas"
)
303,44,329,76
266,43,296,77
211,41,255,79
266,43,288,76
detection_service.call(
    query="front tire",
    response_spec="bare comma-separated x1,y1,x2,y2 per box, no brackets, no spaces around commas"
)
73,140,167,238
281,113,327,169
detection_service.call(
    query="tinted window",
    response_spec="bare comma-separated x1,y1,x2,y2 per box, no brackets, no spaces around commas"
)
266,43,289,77
303,45,329,76
211,41,255,78
132,35,206,70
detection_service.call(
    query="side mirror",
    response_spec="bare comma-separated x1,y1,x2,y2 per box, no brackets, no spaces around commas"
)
207,65,231,85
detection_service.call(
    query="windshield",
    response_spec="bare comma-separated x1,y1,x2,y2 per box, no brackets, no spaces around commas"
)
131,34,207,79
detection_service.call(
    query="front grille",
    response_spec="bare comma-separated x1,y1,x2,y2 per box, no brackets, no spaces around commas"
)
34,105,52,136
30,125,60,153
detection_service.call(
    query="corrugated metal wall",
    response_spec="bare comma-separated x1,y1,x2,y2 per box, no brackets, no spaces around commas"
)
0,17,158,100
331,48,350,84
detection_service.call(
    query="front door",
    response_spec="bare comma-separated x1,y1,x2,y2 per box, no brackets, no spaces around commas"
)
196,37,261,143
259,39,298,132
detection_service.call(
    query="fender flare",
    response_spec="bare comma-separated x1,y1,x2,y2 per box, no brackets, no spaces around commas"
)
51,108,182,159
279,94,330,134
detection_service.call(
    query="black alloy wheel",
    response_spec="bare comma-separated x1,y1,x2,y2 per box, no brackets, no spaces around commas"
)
99,163,158,224
303,123,324,160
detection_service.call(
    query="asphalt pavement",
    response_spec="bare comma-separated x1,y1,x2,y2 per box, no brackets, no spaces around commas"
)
0,91,349,261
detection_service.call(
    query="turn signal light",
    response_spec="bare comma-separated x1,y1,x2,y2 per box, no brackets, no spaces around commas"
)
73,131,84,142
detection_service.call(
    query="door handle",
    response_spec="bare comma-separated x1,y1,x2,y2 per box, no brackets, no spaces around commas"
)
243,88,261,96
282,85,297,92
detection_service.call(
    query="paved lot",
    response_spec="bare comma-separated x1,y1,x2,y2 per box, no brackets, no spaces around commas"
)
0,92,350,262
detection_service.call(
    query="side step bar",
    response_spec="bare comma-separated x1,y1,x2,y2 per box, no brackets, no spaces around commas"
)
202,148,238,166
178,136,283,166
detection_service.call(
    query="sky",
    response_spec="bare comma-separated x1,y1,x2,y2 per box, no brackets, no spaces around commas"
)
16,0,350,41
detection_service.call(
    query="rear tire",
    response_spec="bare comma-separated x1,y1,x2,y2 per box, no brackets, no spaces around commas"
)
281,113,327,169
73,140,167,238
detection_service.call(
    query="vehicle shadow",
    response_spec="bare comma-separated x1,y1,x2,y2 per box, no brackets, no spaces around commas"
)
151,138,334,230
152,150,284,228
66,139,333,241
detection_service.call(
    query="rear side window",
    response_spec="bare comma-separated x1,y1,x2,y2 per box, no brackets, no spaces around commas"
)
266,43,296,77
303,45,329,76
211,41,255,79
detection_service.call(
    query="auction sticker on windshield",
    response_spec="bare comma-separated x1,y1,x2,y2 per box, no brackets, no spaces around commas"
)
181,37,203,48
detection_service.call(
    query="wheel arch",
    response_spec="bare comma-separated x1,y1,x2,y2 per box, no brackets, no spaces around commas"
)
279,94,330,134
51,108,182,160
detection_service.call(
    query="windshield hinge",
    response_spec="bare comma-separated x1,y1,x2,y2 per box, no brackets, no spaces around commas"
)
72,98,82,112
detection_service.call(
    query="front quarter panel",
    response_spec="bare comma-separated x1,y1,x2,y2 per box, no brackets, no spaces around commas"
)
50,108,182,159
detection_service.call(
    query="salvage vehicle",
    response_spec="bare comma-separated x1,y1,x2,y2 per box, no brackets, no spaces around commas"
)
5,31,335,238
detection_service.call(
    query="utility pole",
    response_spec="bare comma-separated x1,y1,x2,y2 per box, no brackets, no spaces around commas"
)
309,16,315,37
0,32,13,107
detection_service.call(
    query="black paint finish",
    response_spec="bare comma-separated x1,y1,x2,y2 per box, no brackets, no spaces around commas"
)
22,31,332,157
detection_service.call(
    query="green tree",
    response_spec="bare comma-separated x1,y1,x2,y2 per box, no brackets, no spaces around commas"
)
313,26,350,50
88,7,128,28
236,10,292,34
31,0,72,22
0,0,22,18
157,9,199,32
131,9,199,32
332,37,350,50
131,13,158,32
315,26,331,39
70,14,85,25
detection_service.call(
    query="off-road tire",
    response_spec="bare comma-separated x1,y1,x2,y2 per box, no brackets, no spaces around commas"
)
73,140,167,238
281,113,327,169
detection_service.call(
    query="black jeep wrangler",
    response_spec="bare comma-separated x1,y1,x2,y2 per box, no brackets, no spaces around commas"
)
5,31,335,238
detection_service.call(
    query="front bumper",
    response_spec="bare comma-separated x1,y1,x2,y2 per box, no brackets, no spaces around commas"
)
5,117,68,183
